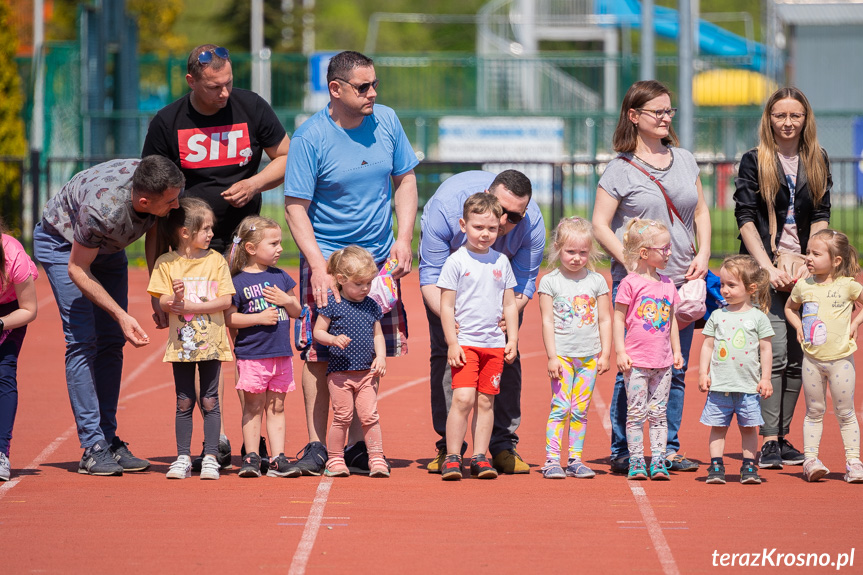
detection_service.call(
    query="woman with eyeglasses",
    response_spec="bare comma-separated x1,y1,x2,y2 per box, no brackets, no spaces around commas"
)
733,87,832,470
592,80,711,475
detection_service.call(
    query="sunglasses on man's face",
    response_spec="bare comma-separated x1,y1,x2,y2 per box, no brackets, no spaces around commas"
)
503,209,524,225
198,47,230,65
334,77,379,95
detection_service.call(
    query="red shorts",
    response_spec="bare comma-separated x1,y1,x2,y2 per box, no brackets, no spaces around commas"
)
451,346,505,395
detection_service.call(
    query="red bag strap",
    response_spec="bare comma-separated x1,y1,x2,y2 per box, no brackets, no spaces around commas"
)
617,155,696,254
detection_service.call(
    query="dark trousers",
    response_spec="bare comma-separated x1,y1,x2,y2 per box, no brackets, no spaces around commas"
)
172,361,221,457
0,301,26,456
426,303,522,456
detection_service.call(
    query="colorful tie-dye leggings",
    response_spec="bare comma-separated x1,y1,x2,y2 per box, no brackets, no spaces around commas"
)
625,366,672,461
545,355,598,461
802,355,860,460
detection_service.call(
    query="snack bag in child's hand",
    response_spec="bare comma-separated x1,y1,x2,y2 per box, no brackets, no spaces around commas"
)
369,258,399,313
294,304,313,350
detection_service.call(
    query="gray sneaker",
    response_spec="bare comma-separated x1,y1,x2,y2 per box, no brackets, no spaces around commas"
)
109,437,150,472
294,441,328,476
0,451,10,481
78,439,123,476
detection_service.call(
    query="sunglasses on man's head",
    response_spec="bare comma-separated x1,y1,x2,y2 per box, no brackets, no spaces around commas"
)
198,47,230,65
333,77,379,95
503,209,524,225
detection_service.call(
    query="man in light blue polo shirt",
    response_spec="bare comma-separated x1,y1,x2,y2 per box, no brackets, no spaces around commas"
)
419,169,545,474
284,50,419,475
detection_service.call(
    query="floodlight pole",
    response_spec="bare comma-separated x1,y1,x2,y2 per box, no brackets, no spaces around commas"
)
640,0,655,80
29,0,45,246
251,0,271,102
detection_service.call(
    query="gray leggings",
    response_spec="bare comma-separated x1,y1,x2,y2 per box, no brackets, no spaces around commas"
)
172,361,221,457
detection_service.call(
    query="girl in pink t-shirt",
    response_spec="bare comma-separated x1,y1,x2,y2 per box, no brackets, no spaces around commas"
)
613,219,683,480
0,232,39,482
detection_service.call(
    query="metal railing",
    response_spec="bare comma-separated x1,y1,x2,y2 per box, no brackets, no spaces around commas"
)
10,156,863,263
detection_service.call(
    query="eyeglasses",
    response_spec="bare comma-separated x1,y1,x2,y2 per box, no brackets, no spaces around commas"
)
770,112,805,124
198,47,230,65
334,77,379,95
648,245,673,256
503,209,525,225
637,108,677,119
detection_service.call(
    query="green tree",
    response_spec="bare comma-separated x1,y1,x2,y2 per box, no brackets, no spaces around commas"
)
0,0,27,233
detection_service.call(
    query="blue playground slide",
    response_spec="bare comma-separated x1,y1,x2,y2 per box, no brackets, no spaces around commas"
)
595,0,765,70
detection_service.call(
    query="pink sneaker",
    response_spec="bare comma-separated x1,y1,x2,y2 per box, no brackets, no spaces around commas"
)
844,459,863,483
803,458,829,482
369,455,390,478
324,457,349,477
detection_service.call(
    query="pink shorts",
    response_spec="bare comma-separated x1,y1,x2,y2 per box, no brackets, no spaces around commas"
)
236,357,296,394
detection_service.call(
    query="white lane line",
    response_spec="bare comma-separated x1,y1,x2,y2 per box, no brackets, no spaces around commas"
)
0,347,166,501
592,386,680,575
287,477,334,575
285,347,550,574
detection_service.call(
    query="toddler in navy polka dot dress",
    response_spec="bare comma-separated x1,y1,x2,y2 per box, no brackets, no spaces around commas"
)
312,245,389,478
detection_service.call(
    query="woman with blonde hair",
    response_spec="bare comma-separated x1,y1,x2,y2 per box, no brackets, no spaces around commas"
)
734,86,832,470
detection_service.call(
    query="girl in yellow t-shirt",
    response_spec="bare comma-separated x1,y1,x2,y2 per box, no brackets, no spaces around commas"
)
147,198,235,480
786,229,863,483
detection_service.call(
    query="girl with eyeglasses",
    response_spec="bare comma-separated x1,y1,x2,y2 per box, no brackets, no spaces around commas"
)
734,87,832,471
613,218,684,480
592,80,711,476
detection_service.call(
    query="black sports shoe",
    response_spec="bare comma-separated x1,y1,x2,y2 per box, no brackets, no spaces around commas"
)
758,440,783,469
78,439,123,476
740,461,762,484
610,456,630,474
109,436,150,472
470,454,498,479
191,443,205,472
217,436,232,470
268,453,302,478
259,437,270,474
294,441,328,476
441,454,463,481
239,452,262,478
345,441,370,475
705,461,726,484
778,438,805,465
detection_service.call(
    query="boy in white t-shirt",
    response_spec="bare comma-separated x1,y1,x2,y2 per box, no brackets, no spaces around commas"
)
436,193,519,481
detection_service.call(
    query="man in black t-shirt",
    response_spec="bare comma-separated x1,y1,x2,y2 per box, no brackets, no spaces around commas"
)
143,44,290,254
143,44,291,472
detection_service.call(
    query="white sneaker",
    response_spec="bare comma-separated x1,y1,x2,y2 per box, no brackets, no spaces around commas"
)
845,459,863,483
0,452,10,481
166,455,192,479
200,454,220,480
803,458,829,482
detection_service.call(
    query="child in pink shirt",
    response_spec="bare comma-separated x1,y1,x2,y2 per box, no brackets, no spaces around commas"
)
614,219,683,480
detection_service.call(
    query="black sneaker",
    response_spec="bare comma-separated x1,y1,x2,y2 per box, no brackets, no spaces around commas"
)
758,440,783,469
740,461,762,484
191,443,205,472
610,456,630,474
268,453,302,478
239,452,262,478
217,436,232,470
470,454,498,479
109,436,150,472
441,454,463,481
78,439,123,476
259,437,270,474
705,461,726,484
345,441,370,475
778,438,805,465
294,441,328,476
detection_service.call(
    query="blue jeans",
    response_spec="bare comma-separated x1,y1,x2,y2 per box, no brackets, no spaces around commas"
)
33,223,128,449
609,279,695,459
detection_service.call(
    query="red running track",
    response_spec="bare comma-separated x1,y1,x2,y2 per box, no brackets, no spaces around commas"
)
2,269,862,574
